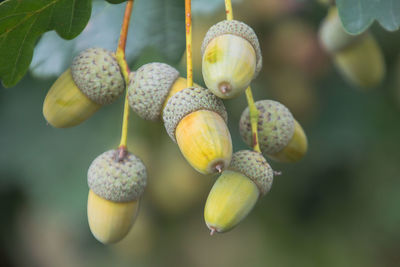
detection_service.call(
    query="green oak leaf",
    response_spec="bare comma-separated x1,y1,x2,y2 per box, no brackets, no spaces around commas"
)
30,0,185,79
0,0,91,87
336,0,400,34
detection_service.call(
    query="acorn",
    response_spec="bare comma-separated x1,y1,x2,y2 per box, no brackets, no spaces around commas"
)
204,150,273,234
43,48,125,128
148,141,212,216
319,7,385,88
201,20,262,99
87,149,147,244
128,63,178,121
163,87,232,174
127,62,200,121
239,100,307,162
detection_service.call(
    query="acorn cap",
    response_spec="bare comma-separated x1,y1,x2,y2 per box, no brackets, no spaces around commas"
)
163,87,228,142
201,20,262,77
128,63,179,121
228,150,273,195
239,100,295,155
71,48,125,105
88,150,147,202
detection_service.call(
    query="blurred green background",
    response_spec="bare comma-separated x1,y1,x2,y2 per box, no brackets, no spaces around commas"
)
1,0,400,266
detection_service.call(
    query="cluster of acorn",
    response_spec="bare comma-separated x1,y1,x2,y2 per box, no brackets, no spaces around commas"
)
43,19,307,244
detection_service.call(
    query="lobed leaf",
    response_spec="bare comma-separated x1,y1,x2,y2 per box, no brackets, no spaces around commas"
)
0,0,91,87
336,0,400,34
30,0,185,79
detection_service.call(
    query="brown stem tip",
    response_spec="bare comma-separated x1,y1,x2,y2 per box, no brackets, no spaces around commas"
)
117,146,128,162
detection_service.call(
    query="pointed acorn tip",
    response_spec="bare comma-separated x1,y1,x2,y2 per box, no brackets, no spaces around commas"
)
214,162,224,173
274,170,282,176
209,227,216,236
218,82,232,94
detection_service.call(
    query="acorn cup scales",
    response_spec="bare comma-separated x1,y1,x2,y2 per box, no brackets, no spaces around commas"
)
204,150,274,234
43,48,125,128
163,87,232,174
239,100,308,162
201,20,262,99
87,149,147,244
128,63,179,121
127,62,199,121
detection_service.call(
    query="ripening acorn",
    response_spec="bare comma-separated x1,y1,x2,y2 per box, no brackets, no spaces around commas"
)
87,149,147,244
43,48,125,128
204,150,273,234
239,100,307,163
163,87,232,174
319,7,385,88
201,20,262,99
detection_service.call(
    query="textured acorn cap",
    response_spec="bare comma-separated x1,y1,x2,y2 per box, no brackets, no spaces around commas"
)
319,7,365,53
201,20,262,77
240,100,295,155
228,150,273,195
163,87,228,142
71,48,125,105
128,63,180,121
88,150,147,202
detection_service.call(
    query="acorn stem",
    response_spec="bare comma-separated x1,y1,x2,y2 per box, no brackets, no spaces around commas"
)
245,87,261,153
224,1,261,153
185,0,193,87
116,0,134,149
224,0,234,20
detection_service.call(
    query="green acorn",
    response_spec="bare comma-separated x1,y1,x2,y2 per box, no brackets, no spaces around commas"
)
87,149,147,244
201,20,262,99
239,100,308,162
43,48,125,128
163,87,232,174
319,7,385,88
204,150,273,234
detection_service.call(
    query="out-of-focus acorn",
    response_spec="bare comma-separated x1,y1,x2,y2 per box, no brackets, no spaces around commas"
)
163,87,232,174
201,20,262,99
319,7,385,88
204,150,273,234
239,100,307,162
87,149,147,244
43,48,125,128
148,141,212,216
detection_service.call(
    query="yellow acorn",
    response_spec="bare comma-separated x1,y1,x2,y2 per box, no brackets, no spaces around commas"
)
204,150,273,234
87,149,147,244
239,100,308,163
43,48,125,128
319,7,385,88
201,20,262,98
163,87,232,174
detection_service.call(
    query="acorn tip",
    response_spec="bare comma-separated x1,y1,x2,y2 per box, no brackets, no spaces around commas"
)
218,82,231,94
209,227,216,236
215,163,223,173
